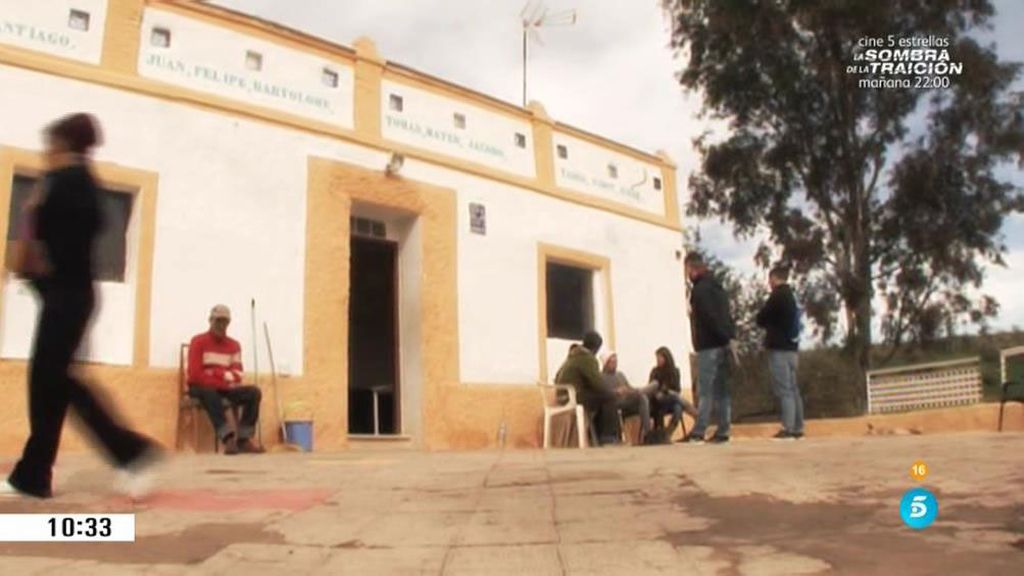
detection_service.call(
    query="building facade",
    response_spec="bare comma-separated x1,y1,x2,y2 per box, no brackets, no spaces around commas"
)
0,0,690,452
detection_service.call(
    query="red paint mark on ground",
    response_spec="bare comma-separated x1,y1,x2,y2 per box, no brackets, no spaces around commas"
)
108,488,334,512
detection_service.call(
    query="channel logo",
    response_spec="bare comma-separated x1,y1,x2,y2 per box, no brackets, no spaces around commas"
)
899,487,938,530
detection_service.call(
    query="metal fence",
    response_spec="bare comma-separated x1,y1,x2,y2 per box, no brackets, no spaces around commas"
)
1000,346,1024,385
866,357,982,414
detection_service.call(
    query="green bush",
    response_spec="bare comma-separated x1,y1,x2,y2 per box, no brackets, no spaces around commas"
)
686,330,1024,423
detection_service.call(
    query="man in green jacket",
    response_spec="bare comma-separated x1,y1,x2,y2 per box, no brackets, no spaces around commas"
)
555,331,621,445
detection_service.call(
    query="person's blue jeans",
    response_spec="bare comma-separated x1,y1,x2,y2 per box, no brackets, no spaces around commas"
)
768,351,803,434
692,346,731,439
652,393,688,437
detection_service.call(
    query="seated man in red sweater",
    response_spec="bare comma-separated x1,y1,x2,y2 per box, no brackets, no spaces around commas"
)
188,305,263,455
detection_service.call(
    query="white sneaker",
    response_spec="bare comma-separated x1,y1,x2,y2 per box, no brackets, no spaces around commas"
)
116,448,166,501
116,470,154,501
1,480,26,498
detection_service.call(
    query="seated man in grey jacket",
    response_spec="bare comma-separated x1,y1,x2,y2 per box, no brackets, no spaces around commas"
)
600,351,652,444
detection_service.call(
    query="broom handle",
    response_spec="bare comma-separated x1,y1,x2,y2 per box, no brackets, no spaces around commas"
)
251,299,258,386
263,322,287,442
251,299,260,445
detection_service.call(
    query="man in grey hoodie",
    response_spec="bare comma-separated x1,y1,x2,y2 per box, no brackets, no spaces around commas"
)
600,351,651,444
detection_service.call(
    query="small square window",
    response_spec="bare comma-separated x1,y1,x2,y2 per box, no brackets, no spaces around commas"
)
514,132,527,148
68,9,90,32
389,94,404,112
453,112,466,129
653,176,662,190
151,27,171,48
245,50,263,71
607,163,618,179
556,144,568,160
322,68,339,88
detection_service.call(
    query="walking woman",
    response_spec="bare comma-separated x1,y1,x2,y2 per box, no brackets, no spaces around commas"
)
3,113,158,499
646,346,697,442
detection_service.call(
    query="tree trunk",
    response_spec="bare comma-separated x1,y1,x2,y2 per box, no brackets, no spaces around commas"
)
844,212,873,413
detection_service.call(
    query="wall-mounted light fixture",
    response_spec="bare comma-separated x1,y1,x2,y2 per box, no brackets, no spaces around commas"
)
385,152,405,177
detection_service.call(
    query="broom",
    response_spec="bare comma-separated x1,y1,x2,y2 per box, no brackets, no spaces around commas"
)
251,298,261,447
264,321,303,452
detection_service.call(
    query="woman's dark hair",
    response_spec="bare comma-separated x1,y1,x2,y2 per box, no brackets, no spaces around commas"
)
650,346,681,392
46,113,102,154
655,346,676,372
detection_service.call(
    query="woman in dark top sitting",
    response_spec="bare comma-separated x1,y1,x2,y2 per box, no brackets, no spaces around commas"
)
3,114,158,499
646,347,697,442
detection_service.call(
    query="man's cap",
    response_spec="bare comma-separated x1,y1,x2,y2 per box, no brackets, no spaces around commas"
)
210,304,231,320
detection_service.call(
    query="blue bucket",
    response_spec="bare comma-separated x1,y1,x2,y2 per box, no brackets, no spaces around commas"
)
284,420,314,452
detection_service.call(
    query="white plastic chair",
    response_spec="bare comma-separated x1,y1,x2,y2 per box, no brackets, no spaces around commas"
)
538,382,588,449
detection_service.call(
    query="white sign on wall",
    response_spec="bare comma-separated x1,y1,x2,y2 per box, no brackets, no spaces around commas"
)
381,80,537,178
137,9,355,127
0,0,109,64
553,132,666,216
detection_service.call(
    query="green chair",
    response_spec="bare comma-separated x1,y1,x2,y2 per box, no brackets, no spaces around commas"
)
998,346,1024,432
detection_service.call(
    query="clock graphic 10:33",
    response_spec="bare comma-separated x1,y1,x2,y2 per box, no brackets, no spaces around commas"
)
49,516,113,537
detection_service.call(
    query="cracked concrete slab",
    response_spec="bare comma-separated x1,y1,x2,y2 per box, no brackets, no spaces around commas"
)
0,432,1020,574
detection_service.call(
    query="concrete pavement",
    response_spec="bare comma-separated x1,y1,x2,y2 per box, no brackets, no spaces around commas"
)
1,432,1022,575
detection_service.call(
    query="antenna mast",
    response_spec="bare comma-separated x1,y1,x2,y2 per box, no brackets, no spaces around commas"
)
521,2,577,107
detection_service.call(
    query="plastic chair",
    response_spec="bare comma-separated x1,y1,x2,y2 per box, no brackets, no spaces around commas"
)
538,382,588,448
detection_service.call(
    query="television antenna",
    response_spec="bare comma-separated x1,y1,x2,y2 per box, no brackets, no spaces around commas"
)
521,1,576,107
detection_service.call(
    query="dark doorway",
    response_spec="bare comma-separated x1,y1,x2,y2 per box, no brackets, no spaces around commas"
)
348,237,400,434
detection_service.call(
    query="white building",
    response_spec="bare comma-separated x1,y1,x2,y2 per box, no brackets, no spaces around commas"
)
0,0,690,452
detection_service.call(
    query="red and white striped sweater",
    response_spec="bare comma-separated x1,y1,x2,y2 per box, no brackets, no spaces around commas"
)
188,332,244,391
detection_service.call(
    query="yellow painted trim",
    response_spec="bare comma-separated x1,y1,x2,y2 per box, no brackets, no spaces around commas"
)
529,103,557,191
537,243,616,384
353,38,384,139
157,0,669,167
537,247,548,384
383,66,532,127
1,43,364,145
660,163,681,229
101,168,158,368
305,157,459,450
379,75,677,228
0,9,681,231
102,0,145,74
0,146,158,368
1,46,678,232
554,122,670,170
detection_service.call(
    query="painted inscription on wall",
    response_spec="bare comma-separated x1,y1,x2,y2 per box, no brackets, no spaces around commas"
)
0,0,108,65
0,20,74,51
140,52,339,119
385,114,509,160
553,134,666,216
558,167,644,203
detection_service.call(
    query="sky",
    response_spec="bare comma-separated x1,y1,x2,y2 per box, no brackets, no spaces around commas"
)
213,0,1024,333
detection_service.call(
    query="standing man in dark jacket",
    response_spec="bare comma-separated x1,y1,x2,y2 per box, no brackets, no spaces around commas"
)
554,331,621,445
683,253,736,444
756,266,804,440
